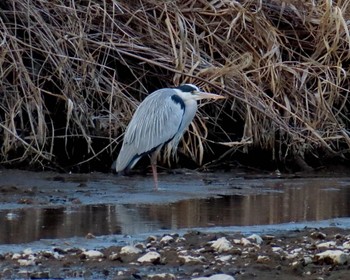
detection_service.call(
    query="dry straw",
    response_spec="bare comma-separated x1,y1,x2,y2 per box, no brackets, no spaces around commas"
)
0,0,349,170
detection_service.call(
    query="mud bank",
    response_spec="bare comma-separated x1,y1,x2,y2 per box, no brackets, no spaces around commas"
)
0,169,350,279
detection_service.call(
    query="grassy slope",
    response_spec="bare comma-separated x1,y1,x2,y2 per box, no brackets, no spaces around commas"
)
0,0,349,171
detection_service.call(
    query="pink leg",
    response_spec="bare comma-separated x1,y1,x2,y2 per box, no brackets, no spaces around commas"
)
151,162,158,191
150,152,158,191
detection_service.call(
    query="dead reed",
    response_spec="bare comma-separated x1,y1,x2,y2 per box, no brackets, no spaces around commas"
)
0,0,349,170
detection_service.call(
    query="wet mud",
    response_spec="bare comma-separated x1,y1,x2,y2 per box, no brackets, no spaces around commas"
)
0,169,350,279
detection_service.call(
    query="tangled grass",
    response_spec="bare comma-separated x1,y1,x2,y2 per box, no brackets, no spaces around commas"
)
0,0,350,171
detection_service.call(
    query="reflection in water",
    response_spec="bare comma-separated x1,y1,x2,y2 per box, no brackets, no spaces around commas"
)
1,179,350,244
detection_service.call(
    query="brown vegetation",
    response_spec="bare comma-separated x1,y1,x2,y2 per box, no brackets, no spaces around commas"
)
0,0,350,171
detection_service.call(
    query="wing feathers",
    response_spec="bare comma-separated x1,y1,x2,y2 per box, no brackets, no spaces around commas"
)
115,89,185,172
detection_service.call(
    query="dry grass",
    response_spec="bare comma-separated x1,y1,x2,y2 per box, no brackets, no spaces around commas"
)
0,0,350,170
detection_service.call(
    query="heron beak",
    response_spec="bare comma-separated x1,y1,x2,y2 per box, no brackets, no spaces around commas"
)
195,91,226,100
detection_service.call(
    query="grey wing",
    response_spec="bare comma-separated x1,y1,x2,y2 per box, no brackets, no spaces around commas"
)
115,91,184,172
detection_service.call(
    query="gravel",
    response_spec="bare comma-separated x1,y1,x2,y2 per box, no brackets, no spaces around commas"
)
1,227,350,279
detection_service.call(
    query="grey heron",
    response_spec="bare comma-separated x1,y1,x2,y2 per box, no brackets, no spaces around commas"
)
114,84,225,190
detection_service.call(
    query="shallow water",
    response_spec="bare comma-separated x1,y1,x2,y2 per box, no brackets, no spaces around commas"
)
0,170,350,245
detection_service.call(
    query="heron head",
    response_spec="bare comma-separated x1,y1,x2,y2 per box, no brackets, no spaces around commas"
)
176,84,225,101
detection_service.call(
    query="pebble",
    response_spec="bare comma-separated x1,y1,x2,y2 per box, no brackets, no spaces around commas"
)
179,255,205,264
195,248,206,254
216,255,232,262
257,255,270,263
29,271,50,278
23,248,33,255
41,250,62,260
247,234,263,245
210,237,233,253
135,242,146,250
147,235,157,242
303,256,313,265
290,248,302,254
137,251,161,263
272,246,283,253
85,233,96,239
11,253,21,260
316,241,336,249
240,238,251,246
192,274,235,280
315,250,349,265
286,247,302,259
120,245,142,254
81,250,104,259
18,258,35,266
342,241,350,249
5,212,19,221
232,238,241,244
310,231,327,239
160,235,174,244
109,253,119,261
18,270,30,277
262,234,275,240
2,229,350,279
148,273,176,279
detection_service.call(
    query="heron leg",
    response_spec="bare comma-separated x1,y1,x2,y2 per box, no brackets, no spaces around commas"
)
150,152,158,191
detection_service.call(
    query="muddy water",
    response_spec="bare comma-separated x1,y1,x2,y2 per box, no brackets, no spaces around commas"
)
0,170,350,244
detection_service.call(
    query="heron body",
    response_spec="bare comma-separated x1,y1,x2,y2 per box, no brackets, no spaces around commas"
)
115,84,224,190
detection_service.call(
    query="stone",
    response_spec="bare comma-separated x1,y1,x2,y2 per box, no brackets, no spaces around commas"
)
257,255,270,263
11,253,21,260
342,241,350,249
316,241,336,249
18,258,35,266
310,231,327,240
178,255,205,264
160,235,174,244
240,238,251,246
120,245,142,254
247,234,263,245
109,253,120,261
272,247,283,253
315,250,349,265
216,255,232,262
23,248,33,255
210,237,233,253
137,251,161,263
81,250,104,259
192,274,235,280
303,256,313,265
148,273,176,279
